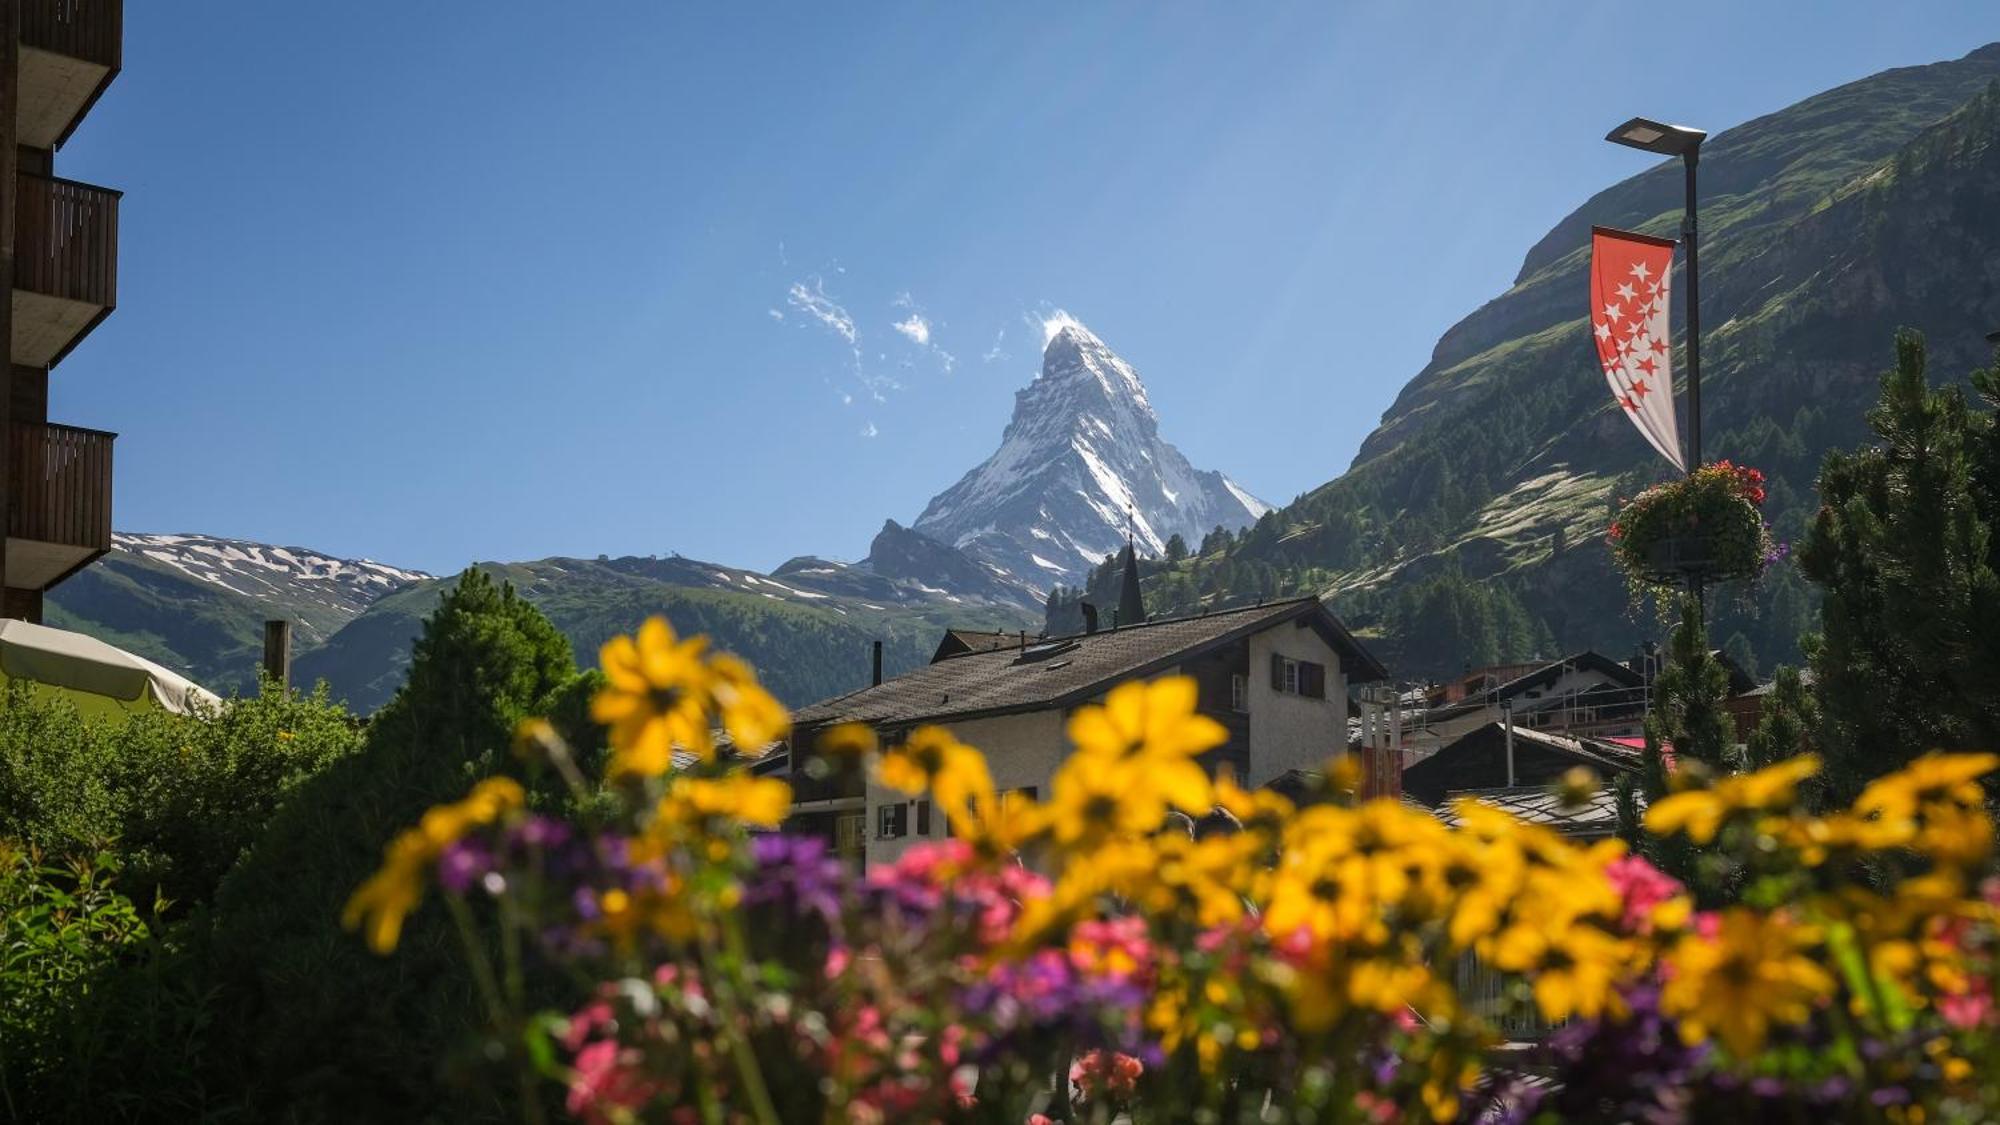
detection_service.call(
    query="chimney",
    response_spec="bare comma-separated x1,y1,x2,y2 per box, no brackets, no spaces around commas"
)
262,620,291,692
1080,602,1099,635
871,640,883,686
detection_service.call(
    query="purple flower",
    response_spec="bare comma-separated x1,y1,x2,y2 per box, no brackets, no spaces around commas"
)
437,839,494,894
514,814,573,851
745,833,849,928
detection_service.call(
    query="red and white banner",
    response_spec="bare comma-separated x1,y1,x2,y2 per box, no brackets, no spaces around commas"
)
1590,227,1683,472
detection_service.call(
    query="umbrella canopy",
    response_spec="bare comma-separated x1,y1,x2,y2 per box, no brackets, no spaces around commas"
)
0,619,221,720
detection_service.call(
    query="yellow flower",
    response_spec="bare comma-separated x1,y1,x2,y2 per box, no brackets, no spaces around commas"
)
342,776,526,954
1660,907,1835,1057
962,787,1048,855
1066,677,1225,815
709,652,790,752
1045,752,1167,846
815,721,878,759
1645,754,1820,844
342,834,430,955
662,772,793,830
877,726,994,829
1854,753,1999,867
1213,770,1294,830
1856,752,1998,819
593,617,717,776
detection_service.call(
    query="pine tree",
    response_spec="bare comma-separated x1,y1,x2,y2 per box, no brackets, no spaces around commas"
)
1618,595,1735,889
1165,533,1188,563
1745,665,1818,771
1799,330,2000,802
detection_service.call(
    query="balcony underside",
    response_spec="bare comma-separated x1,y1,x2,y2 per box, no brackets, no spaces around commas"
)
17,45,114,150
11,288,107,367
5,535,99,589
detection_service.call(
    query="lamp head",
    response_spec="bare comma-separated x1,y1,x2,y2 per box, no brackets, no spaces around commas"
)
1606,117,1707,157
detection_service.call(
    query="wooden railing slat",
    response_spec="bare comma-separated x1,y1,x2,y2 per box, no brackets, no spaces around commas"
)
13,173,118,310
7,421,113,552
20,0,121,70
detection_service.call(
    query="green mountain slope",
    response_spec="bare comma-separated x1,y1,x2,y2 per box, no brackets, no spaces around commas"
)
43,535,433,694
42,551,277,692
295,557,1036,713
1133,44,2000,679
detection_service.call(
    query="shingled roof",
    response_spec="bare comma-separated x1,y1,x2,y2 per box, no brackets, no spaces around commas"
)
793,596,1387,731
1432,785,1626,837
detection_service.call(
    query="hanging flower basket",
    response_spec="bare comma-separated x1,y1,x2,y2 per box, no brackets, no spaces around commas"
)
1608,460,1779,590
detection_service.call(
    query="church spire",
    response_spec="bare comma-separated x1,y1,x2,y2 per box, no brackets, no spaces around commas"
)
1116,540,1145,628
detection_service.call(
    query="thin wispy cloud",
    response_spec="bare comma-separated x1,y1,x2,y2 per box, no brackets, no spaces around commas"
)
860,421,878,438
889,292,956,375
787,279,857,345
983,328,1007,363
1039,307,1086,345
892,314,931,346
766,308,784,322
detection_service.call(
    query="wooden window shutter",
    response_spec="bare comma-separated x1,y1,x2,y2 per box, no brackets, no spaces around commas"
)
1301,661,1326,700
1271,652,1286,691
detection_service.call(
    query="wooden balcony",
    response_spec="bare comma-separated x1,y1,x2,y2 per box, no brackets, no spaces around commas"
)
18,0,122,149
5,420,112,590
12,173,118,367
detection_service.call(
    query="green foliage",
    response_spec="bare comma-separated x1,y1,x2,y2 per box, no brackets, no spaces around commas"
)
1800,331,2000,802
1746,665,1818,772
60,568,591,1122
0,681,363,911
1620,597,1738,899
1383,566,1555,680
0,845,151,1116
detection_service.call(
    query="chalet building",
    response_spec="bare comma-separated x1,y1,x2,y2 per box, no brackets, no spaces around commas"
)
1401,722,1644,808
0,1,121,621
1403,651,1653,760
780,592,1388,868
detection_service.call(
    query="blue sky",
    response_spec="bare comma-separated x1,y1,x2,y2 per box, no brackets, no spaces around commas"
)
50,3,1999,575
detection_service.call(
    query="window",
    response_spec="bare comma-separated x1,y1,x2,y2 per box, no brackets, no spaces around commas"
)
1270,655,1328,700
878,802,909,840
835,812,866,854
1230,673,1248,713
944,787,1037,838
1300,661,1327,700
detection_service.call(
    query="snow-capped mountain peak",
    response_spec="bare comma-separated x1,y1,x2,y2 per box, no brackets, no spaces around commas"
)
109,532,435,642
912,317,1266,590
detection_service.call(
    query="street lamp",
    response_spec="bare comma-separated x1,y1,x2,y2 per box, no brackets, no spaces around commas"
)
1607,117,1708,472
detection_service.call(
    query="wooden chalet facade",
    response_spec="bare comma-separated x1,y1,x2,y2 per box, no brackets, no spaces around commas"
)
776,596,1388,869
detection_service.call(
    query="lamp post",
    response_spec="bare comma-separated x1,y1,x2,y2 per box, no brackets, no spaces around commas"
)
1606,118,1708,473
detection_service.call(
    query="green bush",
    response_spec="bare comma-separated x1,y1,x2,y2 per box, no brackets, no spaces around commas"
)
9,570,597,1121
0,680,364,911
0,844,150,1115
177,569,585,1121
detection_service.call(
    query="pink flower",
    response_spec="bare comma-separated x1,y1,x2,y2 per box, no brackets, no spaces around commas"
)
565,1040,659,1125
1604,854,1684,935
1939,985,1992,1030
560,1000,614,1053
1071,1049,1144,1102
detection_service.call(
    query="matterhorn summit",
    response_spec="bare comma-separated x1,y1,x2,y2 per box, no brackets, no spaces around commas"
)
912,317,1268,590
